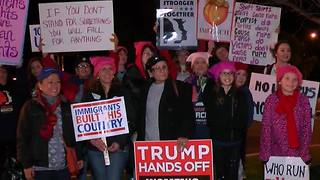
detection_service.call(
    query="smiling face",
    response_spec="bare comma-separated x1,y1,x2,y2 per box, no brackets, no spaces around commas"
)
215,46,229,61
192,57,208,76
38,73,61,97
75,62,92,79
279,72,299,95
142,47,154,68
219,69,234,87
98,64,115,85
275,43,291,64
151,61,169,84
235,69,247,87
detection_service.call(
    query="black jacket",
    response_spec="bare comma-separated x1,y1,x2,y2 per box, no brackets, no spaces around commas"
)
137,79,195,140
204,86,248,143
82,82,136,151
17,99,81,168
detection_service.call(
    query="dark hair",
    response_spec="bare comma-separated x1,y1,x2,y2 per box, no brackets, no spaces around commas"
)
272,40,291,59
27,57,43,80
141,44,157,56
88,76,121,94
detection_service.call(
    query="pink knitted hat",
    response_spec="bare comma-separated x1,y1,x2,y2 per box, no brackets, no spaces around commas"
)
186,52,211,66
276,64,303,85
90,56,116,78
208,61,236,82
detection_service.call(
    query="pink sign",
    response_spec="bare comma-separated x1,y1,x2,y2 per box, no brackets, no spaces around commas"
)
0,0,29,66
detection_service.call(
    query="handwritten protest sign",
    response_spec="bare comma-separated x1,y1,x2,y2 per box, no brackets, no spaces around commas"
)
0,0,29,66
29,25,41,52
264,156,309,180
197,0,235,42
229,2,281,66
71,97,129,141
249,73,319,124
39,1,114,53
157,0,197,49
134,140,213,180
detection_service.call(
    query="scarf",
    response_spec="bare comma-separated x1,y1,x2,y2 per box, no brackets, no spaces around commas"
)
36,94,62,140
276,90,299,149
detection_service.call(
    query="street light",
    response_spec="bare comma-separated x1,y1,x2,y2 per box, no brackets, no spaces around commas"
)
310,32,317,39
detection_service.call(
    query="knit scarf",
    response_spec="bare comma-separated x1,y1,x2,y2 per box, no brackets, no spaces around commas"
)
37,94,62,140
276,90,299,149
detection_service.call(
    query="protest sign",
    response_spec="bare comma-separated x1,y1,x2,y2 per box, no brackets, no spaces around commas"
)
0,0,29,66
229,2,281,66
39,1,114,53
157,0,197,49
29,25,41,52
71,97,129,141
197,0,235,42
264,156,309,180
134,140,213,180
249,73,319,123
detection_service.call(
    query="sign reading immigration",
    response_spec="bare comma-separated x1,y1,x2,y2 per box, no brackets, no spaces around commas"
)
71,97,129,141
249,73,319,123
157,0,197,49
264,156,309,180
197,0,235,42
29,24,41,52
134,140,213,180
229,2,281,66
0,0,29,66
39,1,114,53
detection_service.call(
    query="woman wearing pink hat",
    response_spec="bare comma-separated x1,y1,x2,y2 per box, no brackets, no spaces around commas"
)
82,56,135,180
260,65,312,164
205,61,249,180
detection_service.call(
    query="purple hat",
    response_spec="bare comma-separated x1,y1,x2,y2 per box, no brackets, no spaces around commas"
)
90,56,116,78
208,61,235,82
276,64,303,85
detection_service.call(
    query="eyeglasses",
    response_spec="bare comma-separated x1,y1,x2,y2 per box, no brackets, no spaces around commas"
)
220,71,234,76
152,65,168,72
77,64,90,69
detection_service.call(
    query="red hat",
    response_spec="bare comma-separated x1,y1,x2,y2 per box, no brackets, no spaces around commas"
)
276,64,303,85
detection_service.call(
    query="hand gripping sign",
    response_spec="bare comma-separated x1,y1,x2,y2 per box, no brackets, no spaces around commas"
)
71,96,129,142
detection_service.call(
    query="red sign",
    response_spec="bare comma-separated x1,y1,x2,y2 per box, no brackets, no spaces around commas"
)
134,140,213,180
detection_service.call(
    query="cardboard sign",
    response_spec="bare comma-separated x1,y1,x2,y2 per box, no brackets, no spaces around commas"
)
249,73,319,123
229,2,281,66
39,1,114,53
134,140,214,180
0,0,29,66
71,97,129,141
197,0,235,42
157,0,197,49
29,24,41,52
264,156,309,180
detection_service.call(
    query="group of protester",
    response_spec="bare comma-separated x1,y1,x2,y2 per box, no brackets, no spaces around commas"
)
0,37,312,180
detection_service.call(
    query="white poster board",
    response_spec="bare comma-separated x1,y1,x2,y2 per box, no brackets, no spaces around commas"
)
29,25,41,52
264,156,309,180
39,1,114,53
197,0,235,42
71,97,129,141
229,2,281,66
249,73,319,124
157,0,197,49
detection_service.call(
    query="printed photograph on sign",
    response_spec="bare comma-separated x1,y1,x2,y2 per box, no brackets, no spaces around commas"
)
38,1,114,53
71,97,129,141
229,2,281,66
157,0,197,49
197,0,235,42
134,140,213,180
0,0,29,66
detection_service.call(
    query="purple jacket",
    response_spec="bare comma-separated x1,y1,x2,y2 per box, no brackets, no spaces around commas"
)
259,92,312,162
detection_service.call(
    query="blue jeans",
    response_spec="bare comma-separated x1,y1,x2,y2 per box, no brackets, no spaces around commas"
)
34,168,70,180
88,149,128,180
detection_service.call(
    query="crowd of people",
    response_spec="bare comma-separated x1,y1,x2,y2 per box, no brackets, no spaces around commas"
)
0,34,315,180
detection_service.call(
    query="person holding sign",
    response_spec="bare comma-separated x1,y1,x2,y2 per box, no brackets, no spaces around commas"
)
264,40,292,75
17,68,83,180
184,52,214,139
260,65,312,164
205,61,249,180
137,55,194,145
82,56,135,180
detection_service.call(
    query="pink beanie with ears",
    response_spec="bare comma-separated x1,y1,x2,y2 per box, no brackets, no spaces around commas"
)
276,64,303,85
186,52,211,66
90,56,116,78
208,61,236,82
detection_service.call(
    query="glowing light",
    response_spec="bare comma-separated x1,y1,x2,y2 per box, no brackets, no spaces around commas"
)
310,32,317,39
